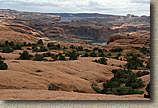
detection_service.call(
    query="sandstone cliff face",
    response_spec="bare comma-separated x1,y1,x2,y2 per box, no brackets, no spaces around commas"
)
0,22,39,44
57,24,113,41
111,24,150,33
27,22,113,42
107,31,150,46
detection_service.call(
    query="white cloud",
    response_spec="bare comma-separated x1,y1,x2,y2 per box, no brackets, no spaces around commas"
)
0,0,150,16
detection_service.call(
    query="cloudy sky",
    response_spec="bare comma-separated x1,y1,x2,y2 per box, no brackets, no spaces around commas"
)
0,0,150,16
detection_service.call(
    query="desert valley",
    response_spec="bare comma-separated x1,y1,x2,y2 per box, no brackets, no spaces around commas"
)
0,9,150,100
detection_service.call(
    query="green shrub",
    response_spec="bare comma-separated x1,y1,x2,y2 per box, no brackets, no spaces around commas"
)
125,54,144,70
76,46,83,51
47,43,54,48
146,62,150,69
48,44,61,50
92,86,102,93
111,64,115,66
144,82,150,98
0,58,8,70
81,52,89,57
115,87,144,95
32,46,38,52
98,52,105,57
93,57,107,65
136,71,149,77
107,53,112,56
37,39,43,45
58,53,66,60
93,47,99,51
0,56,5,60
43,52,52,57
90,52,97,57
110,48,123,52
9,41,14,46
70,45,75,49
68,51,79,60
51,54,58,60
18,51,33,60
33,54,44,61
48,83,60,91
2,46,13,53
38,46,48,52
126,52,134,56
35,70,43,72
12,44,22,50
84,49,91,52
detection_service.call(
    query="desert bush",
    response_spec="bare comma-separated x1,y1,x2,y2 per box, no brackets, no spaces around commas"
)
144,82,150,98
92,69,145,95
70,45,75,49
58,53,66,60
48,44,61,50
134,47,150,55
126,77,144,89
90,51,97,57
125,54,144,70
136,71,149,77
98,52,105,57
47,43,54,48
12,44,22,50
93,47,99,51
35,70,43,72
37,39,43,45
8,41,14,46
126,52,134,56
38,46,48,52
33,54,44,61
51,54,58,60
84,49,91,52
0,57,8,70
48,83,60,91
18,51,33,60
43,52,52,57
93,57,107,65
68,51,79,60
2,46,13,53
32,45,38,52
110,48,123,52
76,46,83,51
81,52,89,57
92,86,102,93
114,87,144,95
146,62,150,69
107,53,112,56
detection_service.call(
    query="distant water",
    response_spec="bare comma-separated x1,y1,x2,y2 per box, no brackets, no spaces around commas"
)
91,42,107,46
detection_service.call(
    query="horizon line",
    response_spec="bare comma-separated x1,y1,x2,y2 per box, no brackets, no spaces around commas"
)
0,8,150,17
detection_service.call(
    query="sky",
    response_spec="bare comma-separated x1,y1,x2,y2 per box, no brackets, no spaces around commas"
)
0,0,150,16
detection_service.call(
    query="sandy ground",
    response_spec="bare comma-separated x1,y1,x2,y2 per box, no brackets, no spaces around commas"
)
0,51,149,100
0,89,149,100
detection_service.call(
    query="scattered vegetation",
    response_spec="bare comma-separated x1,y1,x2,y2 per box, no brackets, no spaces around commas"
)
48,83,60,91
93,57,107,65
144,82,150,98
67,51,79,60
125,54,144,70
136,71,149,77
33,54,44,61
0,56,8,70
17,51,33,60
90,51,97,57
110,48,123,52
35,70,43,72
92,69,144,95
0,41,22,53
